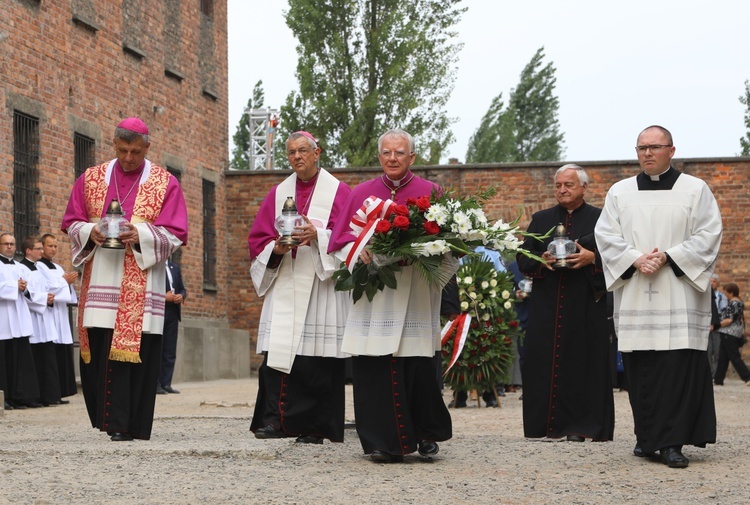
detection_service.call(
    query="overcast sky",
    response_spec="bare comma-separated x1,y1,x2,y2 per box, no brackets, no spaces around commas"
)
228,0,750,165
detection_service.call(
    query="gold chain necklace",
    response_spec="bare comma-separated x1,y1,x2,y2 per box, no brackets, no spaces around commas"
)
381,173,415,200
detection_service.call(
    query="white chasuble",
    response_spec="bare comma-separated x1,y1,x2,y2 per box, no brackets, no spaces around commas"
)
595,174,722,352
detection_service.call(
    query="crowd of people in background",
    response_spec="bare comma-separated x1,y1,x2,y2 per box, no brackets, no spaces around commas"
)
1,233,78,410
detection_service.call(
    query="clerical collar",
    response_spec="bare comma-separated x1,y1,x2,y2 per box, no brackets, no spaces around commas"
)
21,258,37,271
0,255,14,264
114,159,146,176
297,170,320,186
647,166,671,181
39,257,57,269
381,171,415,199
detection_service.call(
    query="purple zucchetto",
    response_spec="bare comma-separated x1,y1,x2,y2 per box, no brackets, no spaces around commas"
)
117,117,149,135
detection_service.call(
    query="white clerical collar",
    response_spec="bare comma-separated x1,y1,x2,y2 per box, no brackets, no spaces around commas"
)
648,166,671,181
386,174,408,186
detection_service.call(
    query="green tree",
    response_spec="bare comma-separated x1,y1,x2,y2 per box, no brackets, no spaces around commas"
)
466,47,565,163
282,0,465,167
740,79,750,156
230,80,265,170
465,94,514,163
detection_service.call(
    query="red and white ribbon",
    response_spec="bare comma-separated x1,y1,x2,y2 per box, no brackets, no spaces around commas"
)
345,195,395,271
441,313,471,375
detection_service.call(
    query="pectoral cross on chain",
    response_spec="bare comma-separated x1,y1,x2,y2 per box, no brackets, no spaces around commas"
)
644,283,659,301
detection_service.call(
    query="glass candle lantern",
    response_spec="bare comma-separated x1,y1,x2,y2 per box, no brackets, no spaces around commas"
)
274,197,305,246
99,200,129,249
547,223,576,269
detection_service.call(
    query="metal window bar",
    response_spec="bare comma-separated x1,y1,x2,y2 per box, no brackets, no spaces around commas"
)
202,179,216,285
74,132,96,180
200,0,213,18
166,166,183,266
13,111,40,248
166,166,182,182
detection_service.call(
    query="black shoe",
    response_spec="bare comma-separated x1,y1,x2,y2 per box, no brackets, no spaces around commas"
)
417,440,439,457
156,385,168,395
566,435,585,442
660,446,689,468
633,444,656,458
163,385,180,394
448,400,467,408
3,401,13,410
110,432,134,442
370,450,404,463
485,399,498,408
56,399,71,405
23,401,43,408
254,425,287,439
295,435,324,444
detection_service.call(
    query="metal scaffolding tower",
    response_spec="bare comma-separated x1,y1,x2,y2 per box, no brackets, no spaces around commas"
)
247,108,279,170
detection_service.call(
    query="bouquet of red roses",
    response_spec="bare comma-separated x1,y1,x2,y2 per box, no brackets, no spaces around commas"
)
333,187,544,302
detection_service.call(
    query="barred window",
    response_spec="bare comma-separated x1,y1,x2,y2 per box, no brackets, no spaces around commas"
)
13,111,40,245
74,133,96,180
167,166,183,266
166,166,182,182
202,179,216,288
200,0,213,18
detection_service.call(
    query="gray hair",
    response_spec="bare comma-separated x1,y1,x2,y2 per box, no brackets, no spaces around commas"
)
378,128,415,154
286,132,318,150
555,164,589,186
114,126,149,144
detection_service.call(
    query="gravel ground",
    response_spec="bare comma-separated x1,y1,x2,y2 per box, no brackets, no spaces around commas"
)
1,377,748,505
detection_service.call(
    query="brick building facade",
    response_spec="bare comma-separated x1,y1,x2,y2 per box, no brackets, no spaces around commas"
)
1,0,249,382
228,158,750,368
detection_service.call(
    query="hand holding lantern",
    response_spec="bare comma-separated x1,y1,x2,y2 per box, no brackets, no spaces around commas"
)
274,197,305,246
99,200,129,249
547,223,576,269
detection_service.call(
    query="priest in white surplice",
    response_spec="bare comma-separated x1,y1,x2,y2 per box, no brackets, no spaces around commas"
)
18,236,61,407
248,131,351,444
0,233,40,409
37,233,79,402
595,125,722,469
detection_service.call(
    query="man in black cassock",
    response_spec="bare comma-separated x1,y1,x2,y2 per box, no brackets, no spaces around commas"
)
517,164,614,442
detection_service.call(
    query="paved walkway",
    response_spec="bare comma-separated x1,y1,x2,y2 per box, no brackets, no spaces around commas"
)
1,377,749,504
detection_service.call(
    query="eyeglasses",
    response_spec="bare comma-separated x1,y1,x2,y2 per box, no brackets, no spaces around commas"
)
635,145,672,154
287,148,314,157
32,247,44,251
379,150,411,159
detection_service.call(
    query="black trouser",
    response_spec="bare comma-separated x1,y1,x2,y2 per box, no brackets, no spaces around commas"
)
714,334,750,384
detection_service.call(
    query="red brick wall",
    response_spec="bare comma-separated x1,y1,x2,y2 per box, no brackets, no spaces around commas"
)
1,0,231,322
227,158,750,366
